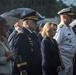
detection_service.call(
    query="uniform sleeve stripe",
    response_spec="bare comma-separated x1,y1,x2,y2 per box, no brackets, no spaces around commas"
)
17,62,27,67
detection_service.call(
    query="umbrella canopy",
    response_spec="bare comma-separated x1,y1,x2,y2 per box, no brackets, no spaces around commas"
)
1,12,19,26
7,8,35,18
1,8,44,26
36,12,45,20
38,19,51,25
38,18,59,25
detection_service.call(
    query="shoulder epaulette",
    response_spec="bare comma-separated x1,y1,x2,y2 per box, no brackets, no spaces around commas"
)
58,24,64,28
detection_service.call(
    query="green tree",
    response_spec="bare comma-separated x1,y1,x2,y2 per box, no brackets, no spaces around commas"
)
0,0,75,18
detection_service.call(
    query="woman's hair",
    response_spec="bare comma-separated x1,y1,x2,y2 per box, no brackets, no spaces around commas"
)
0,16,7,26
0,17,7,35
42,22,57,38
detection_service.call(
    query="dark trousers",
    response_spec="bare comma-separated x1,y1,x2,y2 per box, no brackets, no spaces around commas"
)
43,71,58,75
73,53,76,75
12,64,20,75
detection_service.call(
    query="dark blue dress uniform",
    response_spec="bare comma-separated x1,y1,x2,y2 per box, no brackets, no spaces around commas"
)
8,30,20,74
13,27,42,75
8,30,18,50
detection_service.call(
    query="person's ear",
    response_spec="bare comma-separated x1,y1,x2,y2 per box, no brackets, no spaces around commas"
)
26,20,29,24
63,15,66,18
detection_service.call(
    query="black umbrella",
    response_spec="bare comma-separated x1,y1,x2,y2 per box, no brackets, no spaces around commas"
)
37,18,59,25
8,8,44,20
36,12,45,20
1,8,44,20
7,8,35,18
1,11,19,26
1,8,44,26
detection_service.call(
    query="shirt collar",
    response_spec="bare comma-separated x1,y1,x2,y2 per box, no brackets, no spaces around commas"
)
60,22,71,30
26,28,33,33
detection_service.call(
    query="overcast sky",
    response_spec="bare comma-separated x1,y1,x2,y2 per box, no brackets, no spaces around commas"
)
62,0,76,6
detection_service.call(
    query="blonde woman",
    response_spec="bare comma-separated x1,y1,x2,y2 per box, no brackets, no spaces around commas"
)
41,22,61,75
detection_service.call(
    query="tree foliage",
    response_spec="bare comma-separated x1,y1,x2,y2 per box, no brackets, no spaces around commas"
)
0,0,75,18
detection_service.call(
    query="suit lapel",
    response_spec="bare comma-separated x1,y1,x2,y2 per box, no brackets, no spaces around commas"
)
2,36,10,50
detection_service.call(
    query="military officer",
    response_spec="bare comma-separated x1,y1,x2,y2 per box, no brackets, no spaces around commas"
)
8,20,23,50
13,11,42,75
54,7,76,75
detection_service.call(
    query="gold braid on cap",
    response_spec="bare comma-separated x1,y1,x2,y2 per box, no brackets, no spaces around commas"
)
22,16,38,21
62,12,74,15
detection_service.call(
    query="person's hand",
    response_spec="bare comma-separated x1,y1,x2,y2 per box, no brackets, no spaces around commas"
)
56,66,62,72
18,20,23,28
61,62,65,70
6,51,14,61
14,20,23,30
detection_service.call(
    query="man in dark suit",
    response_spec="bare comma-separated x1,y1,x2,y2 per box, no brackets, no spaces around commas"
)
8,21,23,75
37,23,44,43
8,21,23,50
13,11,42,75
